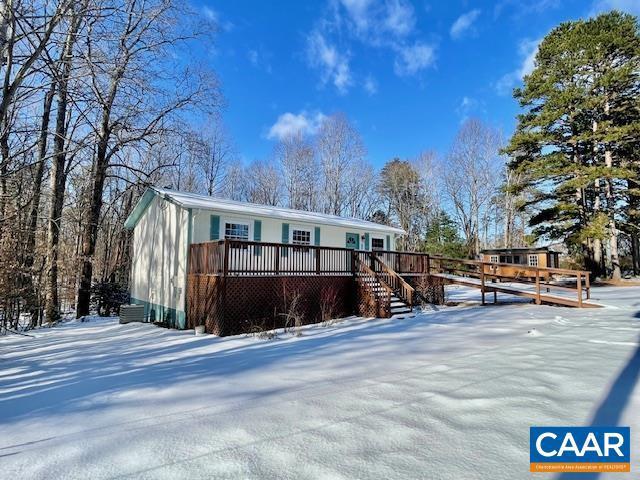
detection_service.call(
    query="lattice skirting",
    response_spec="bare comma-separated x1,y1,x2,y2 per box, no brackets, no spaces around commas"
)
188,274,356,336
355,282,390,318
403,275,446,305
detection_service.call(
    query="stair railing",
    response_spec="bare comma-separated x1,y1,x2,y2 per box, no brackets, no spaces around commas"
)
370,254,415,308
354,255,394,317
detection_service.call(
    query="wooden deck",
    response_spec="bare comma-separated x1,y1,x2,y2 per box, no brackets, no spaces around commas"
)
430,273,601,308
189,240,599,310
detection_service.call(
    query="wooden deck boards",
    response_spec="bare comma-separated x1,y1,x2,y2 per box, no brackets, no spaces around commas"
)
429,273,602,308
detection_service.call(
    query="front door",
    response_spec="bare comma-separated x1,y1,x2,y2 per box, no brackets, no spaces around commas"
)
346,232,360,249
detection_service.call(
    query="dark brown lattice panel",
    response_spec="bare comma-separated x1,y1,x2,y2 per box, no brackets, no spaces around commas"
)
403,275,446,305
355,281,390,318
189,275,356,336
187,274,224,334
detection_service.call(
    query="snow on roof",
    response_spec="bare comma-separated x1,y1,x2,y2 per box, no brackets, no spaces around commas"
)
137,186,405,234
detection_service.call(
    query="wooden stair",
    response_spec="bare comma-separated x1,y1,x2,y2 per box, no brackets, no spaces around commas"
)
356,254,414,317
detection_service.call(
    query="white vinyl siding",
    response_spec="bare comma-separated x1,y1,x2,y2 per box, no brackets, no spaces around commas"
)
130,196,188,320
189,209,398,251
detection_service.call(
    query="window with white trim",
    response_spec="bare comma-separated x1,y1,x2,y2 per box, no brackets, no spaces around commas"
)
292,228,311,245
490,255,499,263
528,254,539,267
225,222,249,241
371,238,384,250
291,227,312,252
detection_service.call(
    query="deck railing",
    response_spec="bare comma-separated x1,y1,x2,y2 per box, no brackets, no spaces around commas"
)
188,241,591,306
189,239,355,276
368,254,415,306
427,255,591,306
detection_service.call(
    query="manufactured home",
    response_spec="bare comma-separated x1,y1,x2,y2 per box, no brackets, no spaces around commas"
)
124,187,407,333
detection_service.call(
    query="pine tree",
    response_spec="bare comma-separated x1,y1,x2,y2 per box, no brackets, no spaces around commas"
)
505,11,640,278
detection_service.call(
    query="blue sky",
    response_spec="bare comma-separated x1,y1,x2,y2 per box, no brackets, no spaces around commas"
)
195,0,640,169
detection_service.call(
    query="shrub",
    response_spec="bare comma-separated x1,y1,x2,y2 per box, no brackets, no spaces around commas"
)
91,281,130,316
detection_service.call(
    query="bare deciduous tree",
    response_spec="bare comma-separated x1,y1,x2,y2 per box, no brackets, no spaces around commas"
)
316,113,367,216
276,132,317,211
442,118,502,257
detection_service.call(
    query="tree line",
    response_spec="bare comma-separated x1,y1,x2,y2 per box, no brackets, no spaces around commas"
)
0,0,219,330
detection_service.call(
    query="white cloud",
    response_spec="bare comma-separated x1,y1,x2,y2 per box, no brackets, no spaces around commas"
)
590,0,640,15
202,6,218,22
306,0,434,89
247,50,259,66
493,0,560,19
364,75,378,95
340,0,374,32
306,31,352,93
455,96,481,122
517,38,539,77
450,9,481,39
202,6,234,32
267,111,327,140
496,38,540,95
393,42,436,76
339,0,415,39
384,0,416,37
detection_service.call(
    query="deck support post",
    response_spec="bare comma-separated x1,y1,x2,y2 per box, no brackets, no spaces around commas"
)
585,273,590,300
535,268,541,305
480,269,485,305
426,254,430,276
577,273,583,307
223,240,230,277
493,290,497,304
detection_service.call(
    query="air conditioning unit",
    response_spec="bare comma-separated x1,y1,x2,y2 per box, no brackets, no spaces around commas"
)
119,304,145,324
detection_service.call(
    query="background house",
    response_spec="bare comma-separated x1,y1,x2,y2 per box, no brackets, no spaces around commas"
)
124,187,404,328
480,247,560,268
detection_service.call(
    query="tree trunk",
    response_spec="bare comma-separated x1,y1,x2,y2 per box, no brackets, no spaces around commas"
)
44,5,80,322
632,234,639,276
25,84,55,269
591,119,605,277
76,148,109,317
0,126,9,231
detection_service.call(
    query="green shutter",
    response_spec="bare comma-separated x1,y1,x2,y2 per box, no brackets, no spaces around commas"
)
364,233,370,250
253,220,262,256
281,223,289,257
386,235,391,250
210,215,220,240
314,227,320,246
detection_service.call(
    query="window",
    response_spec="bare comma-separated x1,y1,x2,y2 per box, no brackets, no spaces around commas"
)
225,222,249,242
291,228,311,252
372,238,385,251
490,255,499,263
292,229,311,245
528,254,539,267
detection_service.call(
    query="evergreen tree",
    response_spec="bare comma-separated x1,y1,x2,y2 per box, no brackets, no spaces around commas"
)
504,11,640,279
421,210,466,258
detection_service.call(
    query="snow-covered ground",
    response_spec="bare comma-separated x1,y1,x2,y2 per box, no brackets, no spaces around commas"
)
1,286,639,479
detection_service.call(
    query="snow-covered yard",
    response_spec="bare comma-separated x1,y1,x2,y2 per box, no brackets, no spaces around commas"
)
1,286,639,479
